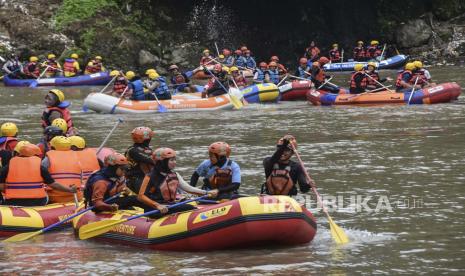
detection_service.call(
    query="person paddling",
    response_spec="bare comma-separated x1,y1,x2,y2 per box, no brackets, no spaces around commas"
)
108,70,128,97
0,122,19,152
43,53,62,78
63,53,81,77
365,62,392,90
395,63,421,92
42,89,76,136
125,127,155,193
23,56,40,79
349,63,368,94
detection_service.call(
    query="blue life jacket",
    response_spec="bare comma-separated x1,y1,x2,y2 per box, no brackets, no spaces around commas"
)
297,67,307,79
225,56,235,67
235,56,246,67
244,56,256,68
268,69,280,84
84,169,116,207
130,79,145,100
153,76,170,96
254,69,266,82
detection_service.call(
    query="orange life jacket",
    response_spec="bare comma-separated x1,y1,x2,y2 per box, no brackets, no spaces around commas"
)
45,60,60,73
265,164,293,195
4,156,47,199
395,70,412,89
75,148,100,183
46,150,82,203
0,137,18,151
209,160,233,188
24,62,40,77
113,77,127,94
350,71,368,89
63,59,77,76
41,106,74,130
366,71,380,86
159,172,179,202
85,60,102,74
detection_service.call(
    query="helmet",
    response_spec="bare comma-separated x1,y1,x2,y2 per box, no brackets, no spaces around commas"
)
268,61,278,67
222,66,230,74
125,71,135,80
270,56,279,62
70,53,79,59
414,60,423,69
95,56,102,60
367,62,377,68
69,135,86,149
213,64,222,72
29,56,38,62
14,141,31,153
332,43,338,48
145,68,156,75
357,41,364,45
19,144,41,157
354,63,364,72
87,61,93,66
104,152,128,166
299,57,308,65
131,127,154,143
148,72,160,79
277,135,297,150
203,49,210,54
405,62,415,71
50,136,71,151
218,54,225,59
1,122,18,137
259,62,268,68
48,54,56,59
208,142,231,157
312,61,320,67
234,50,242,55
370,40,379,46
222,49,231,56
240,46,248,51
49,89,65,103
110,70,120,77
44,126,63,137
168,64,179,71
318,56,330,65
152,147,176,161
51,118,68,133
230,66,239,72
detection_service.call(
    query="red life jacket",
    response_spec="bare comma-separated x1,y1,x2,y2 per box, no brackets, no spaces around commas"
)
113,77,127,94
63,59,77,74
0,137,18,151
329,50,341,62
41,106,74,130
45,60,59,73
209,160,233,188
395,70,412,89
366,46,381,58
411,70,429,86
353,46,366,60
350,71,368,89
85,60,102,74
366,71,380,86
159,172,179,202
233,75,247,87
5,156,47,199
24,62,40,77
265,164,294,195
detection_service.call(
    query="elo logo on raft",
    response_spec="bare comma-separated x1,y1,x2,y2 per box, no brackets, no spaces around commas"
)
193,205,232,224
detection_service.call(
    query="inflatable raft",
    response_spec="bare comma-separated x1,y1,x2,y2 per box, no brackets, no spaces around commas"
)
73,196,317,251
3,72,112,87
279,80,314,101
242,83,280,103
0,203,76,238
323,55,408,72
83,92,238,113
307,82,461,106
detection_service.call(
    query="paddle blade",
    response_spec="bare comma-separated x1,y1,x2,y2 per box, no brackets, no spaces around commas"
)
78,218,125,240
4,230,42,243
82,104,89,112
157,103,168,113
328,216,350,245
109,105,117,114
29,81,38,88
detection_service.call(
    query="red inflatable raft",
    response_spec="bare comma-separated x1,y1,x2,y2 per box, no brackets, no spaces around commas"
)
279,80,314,101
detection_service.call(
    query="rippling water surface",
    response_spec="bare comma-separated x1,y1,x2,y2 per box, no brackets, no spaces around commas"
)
0,67,464,274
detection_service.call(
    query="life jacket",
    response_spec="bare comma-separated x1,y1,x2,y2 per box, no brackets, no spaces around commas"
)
208,160,232,188
254,68,266,82
130,79,145,100
153,76,170,96
84,170,117,207
366,71,380,86
0,136,18,151
235,56,246,67
4,156,47,199
395,70,412,90
411,70,429,86
46,150,83,203
265,163,294,195
45,60,60,73
63,59,78,76
297,66,307,78
233,75,247,87
267,69,280,84
244,56,256,68
41,102,74,130
125,145,153,176
113,77,127,94
366,46,381,59
350,71,368,90
24,62,40,77
158,172,179,202
353,46,366,60
75,148,100,183
329,49,341,62
171,73,189,85
225,56,235,66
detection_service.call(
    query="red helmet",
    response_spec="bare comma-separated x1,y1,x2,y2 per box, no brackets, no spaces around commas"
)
152,147,176,161
19,144,41,157
318,56,329,65
268,61,278,67
131,127,154,143
299,57,308,65
234,49,242,55
270,56,279,62
277,135,297,150
213,64,222,72
105,153,128,166
259,62,268,68
208,142,231,157
223,49,231,56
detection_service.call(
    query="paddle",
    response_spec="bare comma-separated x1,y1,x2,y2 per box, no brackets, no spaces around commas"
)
4,193,123,243
29,65,50,88
78,195,209,240
277,75,288,86
152,93,168,113
230,76,248,105
203,66,243,109
317,76,334,90
376,44,387,61
109,86,129,114
407,76,419,105
340,49,344,63
214,42,220,57
364,72,394,92
96,118,123,155
290,143,349,245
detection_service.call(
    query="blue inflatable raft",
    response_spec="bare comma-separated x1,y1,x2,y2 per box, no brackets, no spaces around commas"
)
3,72,112,87
323,55,408,72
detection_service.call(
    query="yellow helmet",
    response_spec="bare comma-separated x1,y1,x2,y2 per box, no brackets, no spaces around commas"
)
145,68,156,75
110,70,120,77
49,89,65,103
87,61,93,66
1,122,19,137
354,63,364,72
370,40,379,46
50,136,71,151
222,66,230,74
95,55,102,60
230,66,239,72
69,135,86,149
357,41,364,45
148,71,160,79
414,60,423,69
29,56,38,62
13,140,31,153
367,61,377,68
219,54,225,59
332,43,338,48
48,54,56,59
51,118,68,133
405,62,415,71
203,49,210,54
125,71,135,80
71,53,79,59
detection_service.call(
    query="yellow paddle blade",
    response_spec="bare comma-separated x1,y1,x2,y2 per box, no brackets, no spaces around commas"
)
229,95,243,109
3,230,43,243
328,216,350,245
78,218,126,240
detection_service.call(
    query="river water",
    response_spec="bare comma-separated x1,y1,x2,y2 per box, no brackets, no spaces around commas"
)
0,67,464,275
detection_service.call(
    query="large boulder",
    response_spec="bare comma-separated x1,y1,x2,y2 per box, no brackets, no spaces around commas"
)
138,49,160,67
396,19,432,48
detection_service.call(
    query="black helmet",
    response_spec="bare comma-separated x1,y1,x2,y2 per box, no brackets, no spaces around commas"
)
44,126,63,137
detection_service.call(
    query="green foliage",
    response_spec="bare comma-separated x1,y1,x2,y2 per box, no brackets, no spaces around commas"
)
80,28,96,54
54,0,116,29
